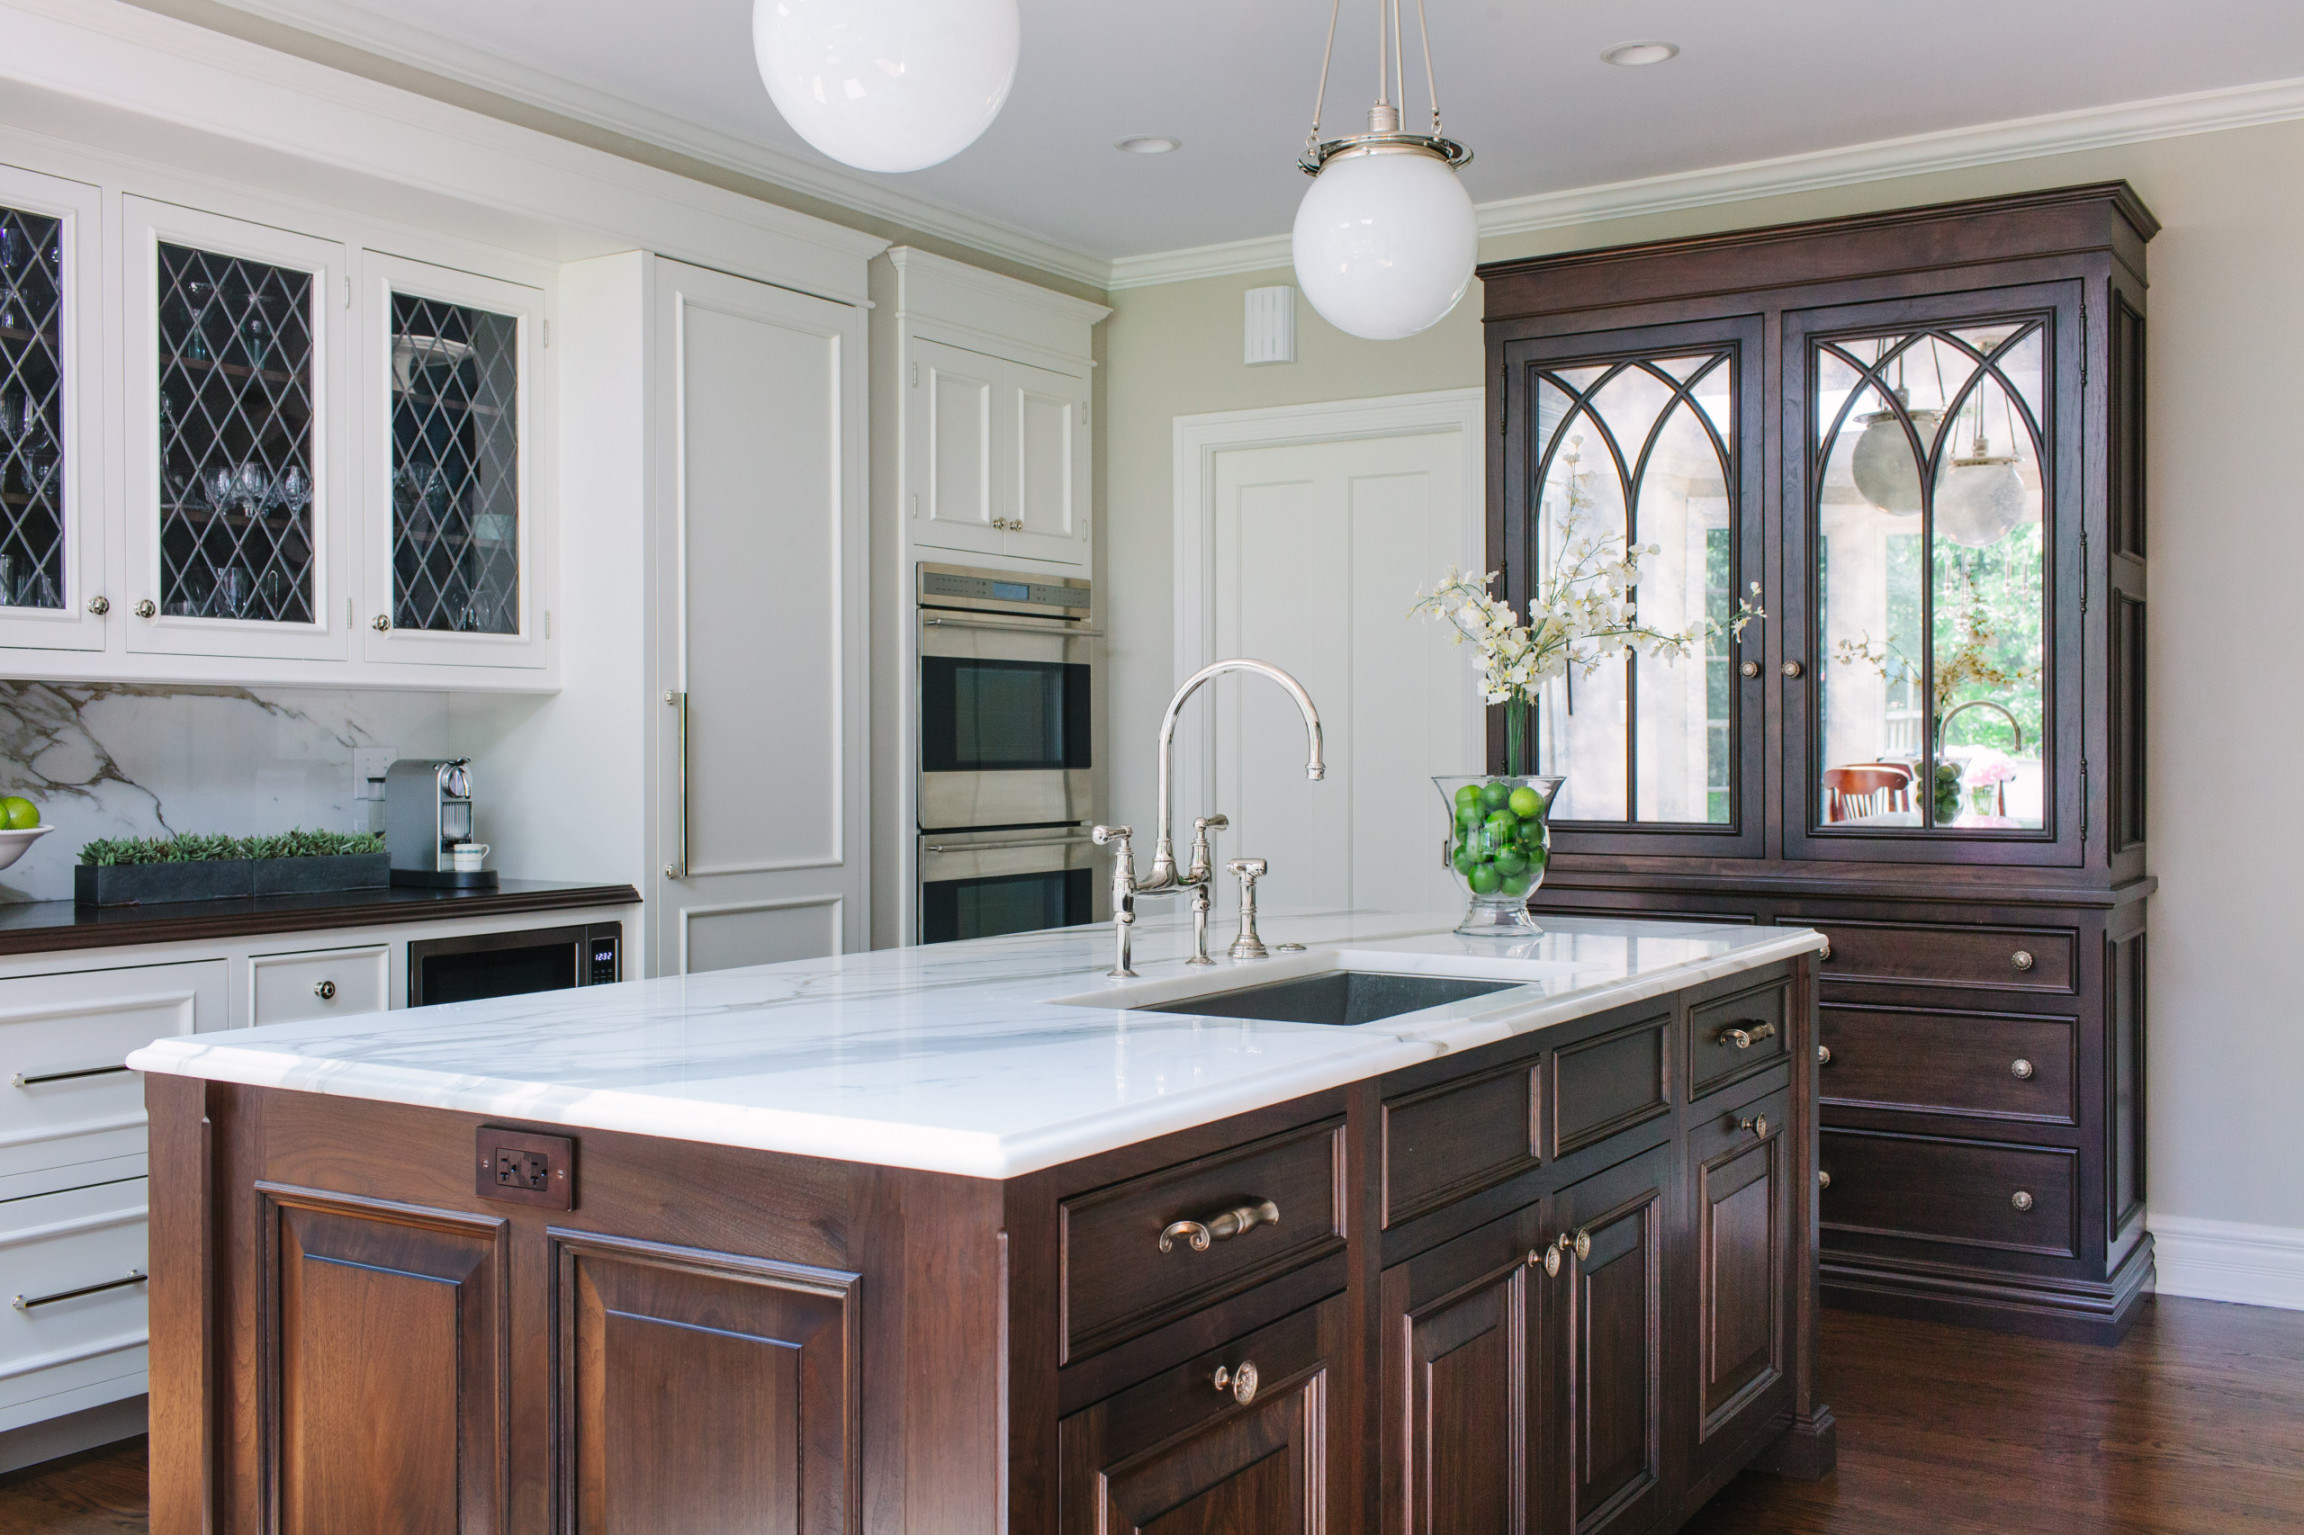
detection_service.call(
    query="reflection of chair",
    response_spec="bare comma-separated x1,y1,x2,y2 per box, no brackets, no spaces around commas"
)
1824,765,1913,822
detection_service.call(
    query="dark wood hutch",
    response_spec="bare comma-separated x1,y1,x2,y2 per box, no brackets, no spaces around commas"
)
1479,184,2155,1343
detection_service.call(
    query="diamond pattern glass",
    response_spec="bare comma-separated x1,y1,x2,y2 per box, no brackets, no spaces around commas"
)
0,205,66,610
157,242,316,623
390,293,519,634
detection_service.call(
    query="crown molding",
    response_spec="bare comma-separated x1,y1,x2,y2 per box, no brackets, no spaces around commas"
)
1107,73,2304,291
175,0,1114,291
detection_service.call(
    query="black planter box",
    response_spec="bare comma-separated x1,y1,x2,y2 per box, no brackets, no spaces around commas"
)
75,852,390,907
252,852,390,897
75,860,252,907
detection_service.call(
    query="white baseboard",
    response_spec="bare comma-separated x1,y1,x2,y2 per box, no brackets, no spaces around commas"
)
2149,1214,2304,1311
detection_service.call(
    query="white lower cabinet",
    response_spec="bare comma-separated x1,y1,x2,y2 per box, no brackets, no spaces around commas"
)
250,943,388,1026
0,1179,149,1433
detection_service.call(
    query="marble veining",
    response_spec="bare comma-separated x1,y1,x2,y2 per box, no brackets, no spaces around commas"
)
131,909,1825,1178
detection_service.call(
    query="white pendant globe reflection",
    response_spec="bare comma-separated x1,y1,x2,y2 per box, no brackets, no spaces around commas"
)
1292,149,1478,341
1849,406,1941,517
1937,453,2032,546
753,0,1019,174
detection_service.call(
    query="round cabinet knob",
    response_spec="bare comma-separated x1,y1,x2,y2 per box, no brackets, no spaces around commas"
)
2011,949,2036,972
2010,1057,2036,1080
1781,660,1805,679
313,980,337,1002
1818,937,1834,962
1572,1229,1592,1262
372,614,392,632
1212,1361,1259,1405
133,598,157,619
85,595,109,616
1818,1044,1834,1067
1739,660,1760,679
1818,1170,1833,1191
1738,1113,1771,1140
2011,1190,2035,1213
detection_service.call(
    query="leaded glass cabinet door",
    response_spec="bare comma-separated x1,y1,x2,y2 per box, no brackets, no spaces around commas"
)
362,253,544,669
0,165,103,653
1500,318,1766,859
1783,282,2084,865
123,197,348,661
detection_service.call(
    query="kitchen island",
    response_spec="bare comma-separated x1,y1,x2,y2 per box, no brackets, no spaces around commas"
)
131,908,1831,1533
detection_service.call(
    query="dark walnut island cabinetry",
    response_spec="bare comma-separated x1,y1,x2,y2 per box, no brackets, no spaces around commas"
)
1481,184,2155,1343
131,910,1827,1533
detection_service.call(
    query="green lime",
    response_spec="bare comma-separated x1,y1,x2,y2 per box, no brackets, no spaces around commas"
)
1454,783,1481,810
1467,863,1502,895
1484,810,1519,841
1479,781,1510,812
1451,846,1477,876
1457,803,1482,828
1498,867,1535,896
1507,786,1542,819
1493,846,1528,877
0,796,37,830
1525,843,1547,867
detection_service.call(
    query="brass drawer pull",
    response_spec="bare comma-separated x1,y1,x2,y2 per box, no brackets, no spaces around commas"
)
2011,1190,2035,1213
1718,1020,1777,1050
14,1269,145,1311
1538,1228,1594,1277
2010,1057,2035,1080
1736,1113,1771,1140
1159,1198,1280,1253
1818,1169,1832,1190
1818,1044,1834,1066
13,1062,130,1088
1212,1361,1259,1405
2011,949,2036,972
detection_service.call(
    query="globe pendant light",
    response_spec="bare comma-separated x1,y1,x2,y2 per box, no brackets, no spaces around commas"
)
753,0,1019,174
1292,0,1477,341
1936,400,2030,547
1849,390,1942,517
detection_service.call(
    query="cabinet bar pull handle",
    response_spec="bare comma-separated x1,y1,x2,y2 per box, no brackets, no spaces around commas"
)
15,1270,144,1310
1159,1198,1279,1253
1737,1114,1772,1139
2011,949,2036,972
1212,1361,1259,1405
1718,1020,1777,1050
13,1063,130,1088
921,615,1104,639
664,689,690,880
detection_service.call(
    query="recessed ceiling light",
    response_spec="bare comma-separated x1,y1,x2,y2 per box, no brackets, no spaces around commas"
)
1600,41,1680,67
1115,135,1182,155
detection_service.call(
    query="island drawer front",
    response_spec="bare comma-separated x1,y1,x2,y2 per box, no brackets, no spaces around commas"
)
1551,1010,1672,1157
1820,1130,2077,1258
0,1178,150,1421
250,944,390,1026
1812,920,2076,993
1382,1060,1540,1228
1689,981,1790,1101
1061,1119,1346,1363
1821,1005,2078,1124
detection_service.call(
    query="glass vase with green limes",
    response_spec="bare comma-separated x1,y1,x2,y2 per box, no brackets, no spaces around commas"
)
1436,774,1563,936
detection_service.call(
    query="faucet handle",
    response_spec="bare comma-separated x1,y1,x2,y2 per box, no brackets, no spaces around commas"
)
1195,814,1230,834
1228,857,1267,879
1227,858,1270,961
1093,825,1132,845
1188,813,1229,882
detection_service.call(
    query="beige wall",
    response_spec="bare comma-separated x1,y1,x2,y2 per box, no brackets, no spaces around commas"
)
1099,116,2304,1235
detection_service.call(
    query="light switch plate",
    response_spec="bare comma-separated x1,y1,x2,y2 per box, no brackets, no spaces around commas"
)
352,746,397,802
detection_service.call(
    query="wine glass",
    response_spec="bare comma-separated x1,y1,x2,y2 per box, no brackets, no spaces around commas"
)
274,464,311,514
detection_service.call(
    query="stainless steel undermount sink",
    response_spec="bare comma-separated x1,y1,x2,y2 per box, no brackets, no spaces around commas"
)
1129,970,1523,1027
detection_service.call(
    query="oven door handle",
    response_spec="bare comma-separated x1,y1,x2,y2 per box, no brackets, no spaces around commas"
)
923,833,1098,856
921,616,1104,639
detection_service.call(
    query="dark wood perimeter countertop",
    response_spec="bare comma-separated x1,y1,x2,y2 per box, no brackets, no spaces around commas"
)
0,879,642,957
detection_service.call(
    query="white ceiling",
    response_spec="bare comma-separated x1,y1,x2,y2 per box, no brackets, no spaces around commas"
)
206,0,2304,273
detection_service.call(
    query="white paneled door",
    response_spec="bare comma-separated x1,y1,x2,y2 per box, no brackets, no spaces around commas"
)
651,259,866,974
1181,396,1484,920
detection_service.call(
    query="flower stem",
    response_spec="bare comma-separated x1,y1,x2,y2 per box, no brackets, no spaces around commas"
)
1506,695,1529,777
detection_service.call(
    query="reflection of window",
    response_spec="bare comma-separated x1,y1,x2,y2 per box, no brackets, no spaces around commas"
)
1527,350,1739,826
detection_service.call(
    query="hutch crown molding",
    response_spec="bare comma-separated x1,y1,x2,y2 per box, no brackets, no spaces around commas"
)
1479,183,2157,1343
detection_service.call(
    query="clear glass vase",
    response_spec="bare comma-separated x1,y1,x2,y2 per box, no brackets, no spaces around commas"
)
1435,774,1564,937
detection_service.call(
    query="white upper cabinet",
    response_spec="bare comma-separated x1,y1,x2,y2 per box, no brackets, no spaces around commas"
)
889,248,1105,573
0,165,104,653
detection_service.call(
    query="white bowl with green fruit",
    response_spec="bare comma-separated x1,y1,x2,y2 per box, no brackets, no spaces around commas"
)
1436,775,1564,937
0,795,47,870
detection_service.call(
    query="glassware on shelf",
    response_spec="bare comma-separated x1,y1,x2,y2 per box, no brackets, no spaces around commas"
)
213,565,253,620
274,465,311,514
1435,775,1564,937
230,462,266,516
240,292,275,374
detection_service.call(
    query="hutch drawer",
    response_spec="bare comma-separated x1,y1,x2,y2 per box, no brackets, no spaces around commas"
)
1815,920,2076,994
1059,1118,1346,1362
1821,1004,2077,1125
1820,1129,2077,1257
1689,979,1790,1100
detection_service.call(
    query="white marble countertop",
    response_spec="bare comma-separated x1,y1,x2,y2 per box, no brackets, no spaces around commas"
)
129,910,1822,1179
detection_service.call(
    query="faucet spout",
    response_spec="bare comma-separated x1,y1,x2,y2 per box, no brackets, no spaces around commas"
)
1144,659,1325,891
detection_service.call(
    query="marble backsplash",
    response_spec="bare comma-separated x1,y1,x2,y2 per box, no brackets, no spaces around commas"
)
0,682,462,903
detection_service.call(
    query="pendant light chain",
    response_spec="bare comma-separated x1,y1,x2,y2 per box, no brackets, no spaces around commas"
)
1298,0,1471,175
1305,0,1342,157
1415,0,1442,135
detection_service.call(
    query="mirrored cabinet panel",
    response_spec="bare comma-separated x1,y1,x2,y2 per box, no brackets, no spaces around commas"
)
0,204,65,613
1811,317,2051,835
389,292,520,635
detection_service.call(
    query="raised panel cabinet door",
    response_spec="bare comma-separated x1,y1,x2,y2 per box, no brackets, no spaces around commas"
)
556,1231,859,1535
264,1189,507,1535
907,337,1004,558
1060,1295,1345,1535
999,355,1090,566
1547,1141,1671,1535
1683,1084,1792,1483
1380,1203,1548,1535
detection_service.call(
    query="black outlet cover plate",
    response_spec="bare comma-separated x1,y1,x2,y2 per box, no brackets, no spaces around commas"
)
476,1124,576,1210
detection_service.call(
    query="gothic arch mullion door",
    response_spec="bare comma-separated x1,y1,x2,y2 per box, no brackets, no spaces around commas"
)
1499,315,1767,860
1781,279,2087,867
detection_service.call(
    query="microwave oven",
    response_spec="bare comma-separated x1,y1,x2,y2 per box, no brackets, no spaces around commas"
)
407,922,622,1007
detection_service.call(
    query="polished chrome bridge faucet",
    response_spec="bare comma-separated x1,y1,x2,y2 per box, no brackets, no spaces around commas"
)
1093,659,1324,978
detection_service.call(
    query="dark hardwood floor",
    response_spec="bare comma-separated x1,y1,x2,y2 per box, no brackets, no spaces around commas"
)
0,1297,2298,1532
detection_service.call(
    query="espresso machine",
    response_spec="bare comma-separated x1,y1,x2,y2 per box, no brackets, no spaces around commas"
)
384,758,497,888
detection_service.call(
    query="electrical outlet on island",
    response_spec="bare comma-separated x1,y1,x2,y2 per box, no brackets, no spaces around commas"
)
475,1125,576,1209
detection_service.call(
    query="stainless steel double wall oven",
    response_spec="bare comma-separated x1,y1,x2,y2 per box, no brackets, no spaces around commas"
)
915,562,1097,944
